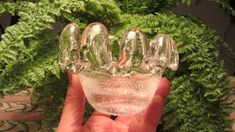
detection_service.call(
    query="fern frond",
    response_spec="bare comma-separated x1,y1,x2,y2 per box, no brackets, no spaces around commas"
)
0,33,59,94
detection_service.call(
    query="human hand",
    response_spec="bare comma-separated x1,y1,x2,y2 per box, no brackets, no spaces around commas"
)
57,72,170,132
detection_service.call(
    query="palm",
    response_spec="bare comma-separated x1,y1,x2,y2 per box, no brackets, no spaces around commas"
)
58,73,170,132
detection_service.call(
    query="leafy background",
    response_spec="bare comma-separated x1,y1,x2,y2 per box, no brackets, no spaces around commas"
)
0,0,234,131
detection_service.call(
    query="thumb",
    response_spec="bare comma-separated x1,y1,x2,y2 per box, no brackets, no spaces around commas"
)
57,72,85,132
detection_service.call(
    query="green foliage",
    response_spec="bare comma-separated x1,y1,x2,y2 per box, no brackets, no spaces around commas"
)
114,0,192,14
0,33,60,93
32,72,68,130
0,0,234,131
0,0,82,76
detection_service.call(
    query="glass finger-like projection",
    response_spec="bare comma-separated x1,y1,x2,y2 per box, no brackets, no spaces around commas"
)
59,22,179,115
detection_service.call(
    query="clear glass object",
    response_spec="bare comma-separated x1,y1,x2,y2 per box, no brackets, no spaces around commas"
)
59,22,179,115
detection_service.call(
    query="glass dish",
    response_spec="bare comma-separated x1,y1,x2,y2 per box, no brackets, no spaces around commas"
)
59,22,179,115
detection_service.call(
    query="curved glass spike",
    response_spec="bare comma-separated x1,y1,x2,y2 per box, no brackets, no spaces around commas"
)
149,34,179,74
168,37,179,70
80,22,112,69
59,23,83,73
118,28,149,73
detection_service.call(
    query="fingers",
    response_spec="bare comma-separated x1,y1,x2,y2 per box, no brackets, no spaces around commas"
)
115,115,134,128
57,72,85,132
143,95,164,127
155,78,171,100
128,95,164,132
128,78,170,132
115,78,170,127
143,78,170,127
82,116,123,132
92,110,111,118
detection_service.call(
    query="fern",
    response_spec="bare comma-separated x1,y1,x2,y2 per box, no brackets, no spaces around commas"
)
0,33,59,93
114,0,193,14
0,0,234,131
0,1,34,15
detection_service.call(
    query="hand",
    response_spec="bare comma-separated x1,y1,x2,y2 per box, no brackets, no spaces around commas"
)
57,72,170,132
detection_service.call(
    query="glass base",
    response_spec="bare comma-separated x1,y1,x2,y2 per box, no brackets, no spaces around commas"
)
79,71,160,115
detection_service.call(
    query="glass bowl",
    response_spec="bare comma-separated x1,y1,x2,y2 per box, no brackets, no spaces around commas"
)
59,22,179,115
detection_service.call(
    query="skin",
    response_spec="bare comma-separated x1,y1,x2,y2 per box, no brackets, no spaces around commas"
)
57,72,171,132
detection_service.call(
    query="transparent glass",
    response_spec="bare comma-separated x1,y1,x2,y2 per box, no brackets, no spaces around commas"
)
59,22,179,115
